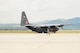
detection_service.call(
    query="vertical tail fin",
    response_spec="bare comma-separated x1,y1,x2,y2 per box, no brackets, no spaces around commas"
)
21,11,29,26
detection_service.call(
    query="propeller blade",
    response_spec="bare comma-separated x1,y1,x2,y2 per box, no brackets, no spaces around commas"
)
62,26,63,29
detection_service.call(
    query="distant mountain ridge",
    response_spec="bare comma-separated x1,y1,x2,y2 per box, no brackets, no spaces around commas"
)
41,17,80,24
0,17,80,30
0,24,28,30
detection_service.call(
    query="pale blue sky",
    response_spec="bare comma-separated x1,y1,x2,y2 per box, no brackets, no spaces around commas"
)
0,0,80,24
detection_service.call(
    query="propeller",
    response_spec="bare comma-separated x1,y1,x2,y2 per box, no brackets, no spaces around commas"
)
62,26,63,29
47,27,50,32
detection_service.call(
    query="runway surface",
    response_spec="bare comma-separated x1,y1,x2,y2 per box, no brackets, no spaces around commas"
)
0,33,80,53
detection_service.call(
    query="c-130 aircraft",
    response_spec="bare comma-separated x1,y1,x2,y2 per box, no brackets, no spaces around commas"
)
21,11,64,33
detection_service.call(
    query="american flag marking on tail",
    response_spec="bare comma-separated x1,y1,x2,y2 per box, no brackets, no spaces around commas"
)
25,20,29,25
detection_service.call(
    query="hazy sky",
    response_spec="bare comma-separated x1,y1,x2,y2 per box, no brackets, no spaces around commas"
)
0,0,80,24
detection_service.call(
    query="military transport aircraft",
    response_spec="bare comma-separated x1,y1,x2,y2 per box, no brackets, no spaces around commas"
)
21,11,64,33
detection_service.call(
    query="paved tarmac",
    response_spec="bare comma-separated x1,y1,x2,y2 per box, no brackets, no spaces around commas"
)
0,33,80,53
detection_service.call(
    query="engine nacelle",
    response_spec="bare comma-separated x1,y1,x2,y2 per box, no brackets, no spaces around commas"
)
35,27,48,33
49,26,59,33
